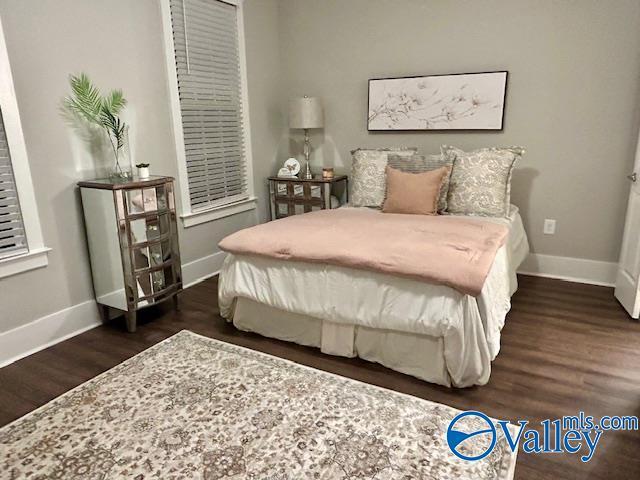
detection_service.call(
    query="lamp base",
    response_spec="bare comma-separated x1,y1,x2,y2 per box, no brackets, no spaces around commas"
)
303,128,313,179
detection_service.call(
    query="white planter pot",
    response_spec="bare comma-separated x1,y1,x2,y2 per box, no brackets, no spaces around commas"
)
137,167,150,179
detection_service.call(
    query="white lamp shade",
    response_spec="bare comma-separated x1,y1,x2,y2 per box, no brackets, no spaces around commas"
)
289,96,324,129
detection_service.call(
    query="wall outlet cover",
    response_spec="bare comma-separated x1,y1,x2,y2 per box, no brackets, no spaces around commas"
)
543,219,556,235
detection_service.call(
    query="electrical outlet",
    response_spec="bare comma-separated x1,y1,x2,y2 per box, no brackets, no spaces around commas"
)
543,219,556,235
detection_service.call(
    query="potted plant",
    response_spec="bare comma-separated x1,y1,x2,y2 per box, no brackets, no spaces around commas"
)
136,163,150,179
62,73,131,179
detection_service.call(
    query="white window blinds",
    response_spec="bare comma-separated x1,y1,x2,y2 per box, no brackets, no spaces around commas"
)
169,0,248,211
0,108,27,259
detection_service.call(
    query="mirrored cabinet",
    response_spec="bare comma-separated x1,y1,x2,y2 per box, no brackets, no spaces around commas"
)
268,175,349,220
78,176,182,332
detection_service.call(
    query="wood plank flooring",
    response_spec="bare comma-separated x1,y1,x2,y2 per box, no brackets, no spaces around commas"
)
1,275,639,479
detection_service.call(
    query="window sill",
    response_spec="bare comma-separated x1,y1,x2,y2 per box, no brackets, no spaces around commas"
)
181,197,257,228
0,247,51,280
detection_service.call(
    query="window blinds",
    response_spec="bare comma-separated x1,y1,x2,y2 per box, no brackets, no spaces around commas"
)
169,0,248,211
0,107,27,259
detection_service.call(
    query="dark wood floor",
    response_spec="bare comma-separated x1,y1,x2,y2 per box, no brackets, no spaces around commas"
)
1,275,639,479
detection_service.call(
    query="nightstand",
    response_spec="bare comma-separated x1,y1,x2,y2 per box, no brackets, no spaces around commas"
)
78,176,182,333
268,175,348,220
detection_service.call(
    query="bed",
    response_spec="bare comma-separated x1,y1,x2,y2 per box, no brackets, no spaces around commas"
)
217,205,529,388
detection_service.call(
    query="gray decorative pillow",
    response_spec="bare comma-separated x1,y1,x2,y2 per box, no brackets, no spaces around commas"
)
442,145,525,217
387,153,453,212
350,147,417,208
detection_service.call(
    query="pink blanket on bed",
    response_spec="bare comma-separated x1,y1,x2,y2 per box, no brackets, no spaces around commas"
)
218,208,509,296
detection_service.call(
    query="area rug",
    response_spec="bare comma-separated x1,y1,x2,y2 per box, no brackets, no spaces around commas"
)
0,330,516,479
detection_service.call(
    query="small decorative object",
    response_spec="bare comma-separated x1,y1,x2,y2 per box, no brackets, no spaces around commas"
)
322,167,334,179
283,157,301,177
289,96,324,179
277,167,293,177
62,73,132,179
136,163,150,179
368,71,508,131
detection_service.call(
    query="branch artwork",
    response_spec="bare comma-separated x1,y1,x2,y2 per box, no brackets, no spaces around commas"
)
367,72,507,131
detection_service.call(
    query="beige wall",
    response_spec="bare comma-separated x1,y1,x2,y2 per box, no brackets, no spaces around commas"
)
244,0,285,222
0,0,282,333
2,0,639,334
278,0,640,262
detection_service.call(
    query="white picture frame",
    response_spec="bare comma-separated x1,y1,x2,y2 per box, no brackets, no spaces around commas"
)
367,71,508,131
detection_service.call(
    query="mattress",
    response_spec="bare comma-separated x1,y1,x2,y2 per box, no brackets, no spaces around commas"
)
218,206,529,387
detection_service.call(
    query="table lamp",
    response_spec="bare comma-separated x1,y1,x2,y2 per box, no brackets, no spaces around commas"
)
289,96,324,179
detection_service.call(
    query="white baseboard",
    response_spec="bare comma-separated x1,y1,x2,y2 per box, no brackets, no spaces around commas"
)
517,253,617,287
0,300,102,368
0,251,228,368
0,250,615,369
182,250,227,288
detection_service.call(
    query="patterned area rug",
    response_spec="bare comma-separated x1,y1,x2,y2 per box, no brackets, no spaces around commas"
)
0,331,516,479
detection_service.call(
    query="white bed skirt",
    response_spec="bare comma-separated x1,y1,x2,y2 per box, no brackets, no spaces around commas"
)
233,297,453,386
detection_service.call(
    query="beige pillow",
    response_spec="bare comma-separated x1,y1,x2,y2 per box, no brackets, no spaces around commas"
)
387,153,453,212
442,145,525,217
350,147,417,208
382,166,449,215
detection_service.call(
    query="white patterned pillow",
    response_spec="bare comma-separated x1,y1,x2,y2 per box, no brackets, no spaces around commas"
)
350,147,417,208
387,153,453,212
443,145,525,217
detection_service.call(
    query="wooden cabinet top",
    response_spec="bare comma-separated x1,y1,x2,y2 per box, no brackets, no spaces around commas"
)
267,175,347,183
78,175,174,190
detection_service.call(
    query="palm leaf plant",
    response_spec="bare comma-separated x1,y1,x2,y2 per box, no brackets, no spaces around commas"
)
62,73,130,177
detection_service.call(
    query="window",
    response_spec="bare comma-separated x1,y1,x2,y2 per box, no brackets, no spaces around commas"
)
0,109,26,259
0,15,48,279
162,0,255,227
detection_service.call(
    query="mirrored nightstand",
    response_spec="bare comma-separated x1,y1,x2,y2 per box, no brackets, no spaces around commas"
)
268,175,348,220
78,176,182,332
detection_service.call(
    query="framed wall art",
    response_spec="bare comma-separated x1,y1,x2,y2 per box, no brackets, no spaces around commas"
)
367,71,508,131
